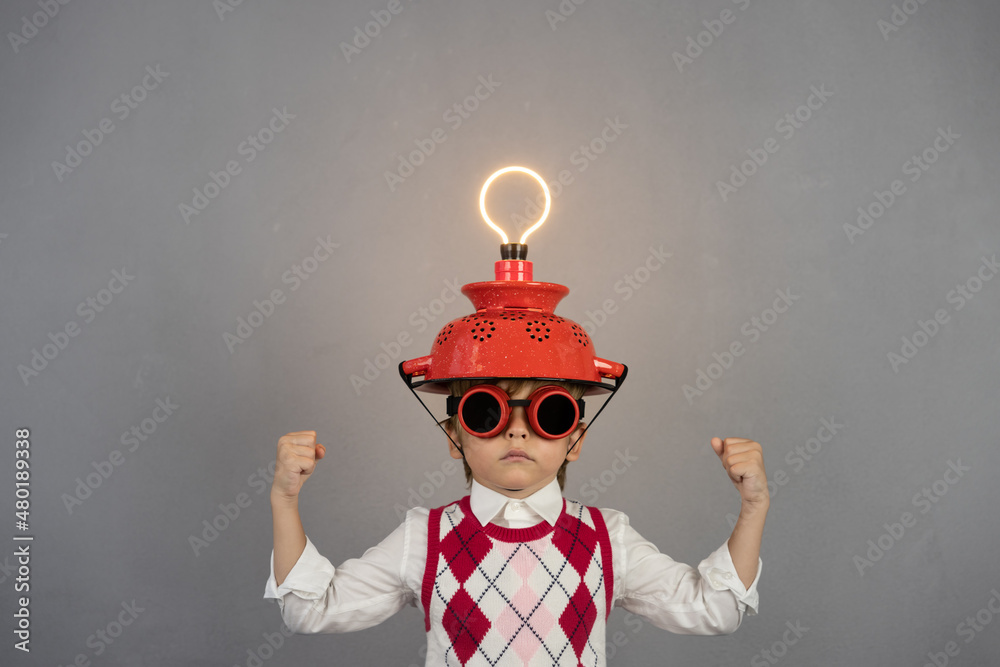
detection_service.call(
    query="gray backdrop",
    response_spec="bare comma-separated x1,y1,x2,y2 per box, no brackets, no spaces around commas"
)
2,0,999,665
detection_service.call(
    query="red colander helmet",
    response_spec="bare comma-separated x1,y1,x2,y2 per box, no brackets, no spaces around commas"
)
398,246,628,453
399,261,626,396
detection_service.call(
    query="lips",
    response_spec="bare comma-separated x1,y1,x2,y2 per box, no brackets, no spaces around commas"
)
502,449,532,461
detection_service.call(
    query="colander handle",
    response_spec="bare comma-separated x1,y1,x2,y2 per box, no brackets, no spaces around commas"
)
593,357,626,379
401,355,432,380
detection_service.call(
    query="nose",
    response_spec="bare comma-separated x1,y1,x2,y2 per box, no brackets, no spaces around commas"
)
505,406,529,439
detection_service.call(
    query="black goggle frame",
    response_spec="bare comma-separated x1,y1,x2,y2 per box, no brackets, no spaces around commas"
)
446,384,586,439
398,365,628,461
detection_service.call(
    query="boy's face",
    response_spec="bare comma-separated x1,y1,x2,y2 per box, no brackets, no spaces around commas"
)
445,380,585,499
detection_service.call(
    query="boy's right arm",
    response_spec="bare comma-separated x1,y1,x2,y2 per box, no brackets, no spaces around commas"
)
265,431,422,635
271,430,326,586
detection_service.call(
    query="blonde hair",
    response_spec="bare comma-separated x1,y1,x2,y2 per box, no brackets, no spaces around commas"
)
437,378,588,490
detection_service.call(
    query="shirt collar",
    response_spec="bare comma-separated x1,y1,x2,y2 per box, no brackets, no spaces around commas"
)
469,477,563,527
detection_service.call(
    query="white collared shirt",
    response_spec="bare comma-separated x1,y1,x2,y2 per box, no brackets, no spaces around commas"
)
469,475,565,528
264,477,761,637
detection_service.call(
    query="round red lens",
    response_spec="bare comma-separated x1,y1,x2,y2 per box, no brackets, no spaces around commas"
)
527,386,579,439
458,385,509,438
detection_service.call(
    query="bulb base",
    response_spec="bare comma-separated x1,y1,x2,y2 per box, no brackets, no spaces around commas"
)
496,243,531,281
500,243,528,260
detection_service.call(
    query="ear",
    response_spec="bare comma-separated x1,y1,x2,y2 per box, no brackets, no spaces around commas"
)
564,421,586,462
445,422,464,460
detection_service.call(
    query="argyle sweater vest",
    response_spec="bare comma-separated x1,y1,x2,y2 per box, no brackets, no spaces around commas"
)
421,495,614,666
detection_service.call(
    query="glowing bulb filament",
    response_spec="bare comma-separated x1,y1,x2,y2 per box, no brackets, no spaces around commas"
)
479,166,551,245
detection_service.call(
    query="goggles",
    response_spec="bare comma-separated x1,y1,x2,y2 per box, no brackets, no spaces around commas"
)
446,384,585,439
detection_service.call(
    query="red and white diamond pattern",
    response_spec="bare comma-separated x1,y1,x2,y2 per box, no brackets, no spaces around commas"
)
424,498,609,666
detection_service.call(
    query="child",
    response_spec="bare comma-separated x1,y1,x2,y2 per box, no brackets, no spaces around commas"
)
265,175,767,663
264,375,767,664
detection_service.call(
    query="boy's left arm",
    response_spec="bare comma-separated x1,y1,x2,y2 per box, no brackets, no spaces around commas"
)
711,437,769,590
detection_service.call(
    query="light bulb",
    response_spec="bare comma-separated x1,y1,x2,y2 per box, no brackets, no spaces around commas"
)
478,166,551,245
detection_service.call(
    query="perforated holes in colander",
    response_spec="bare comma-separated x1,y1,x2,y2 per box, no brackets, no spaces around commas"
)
523,318,554,343
468,318,496,342
435,321,456,345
